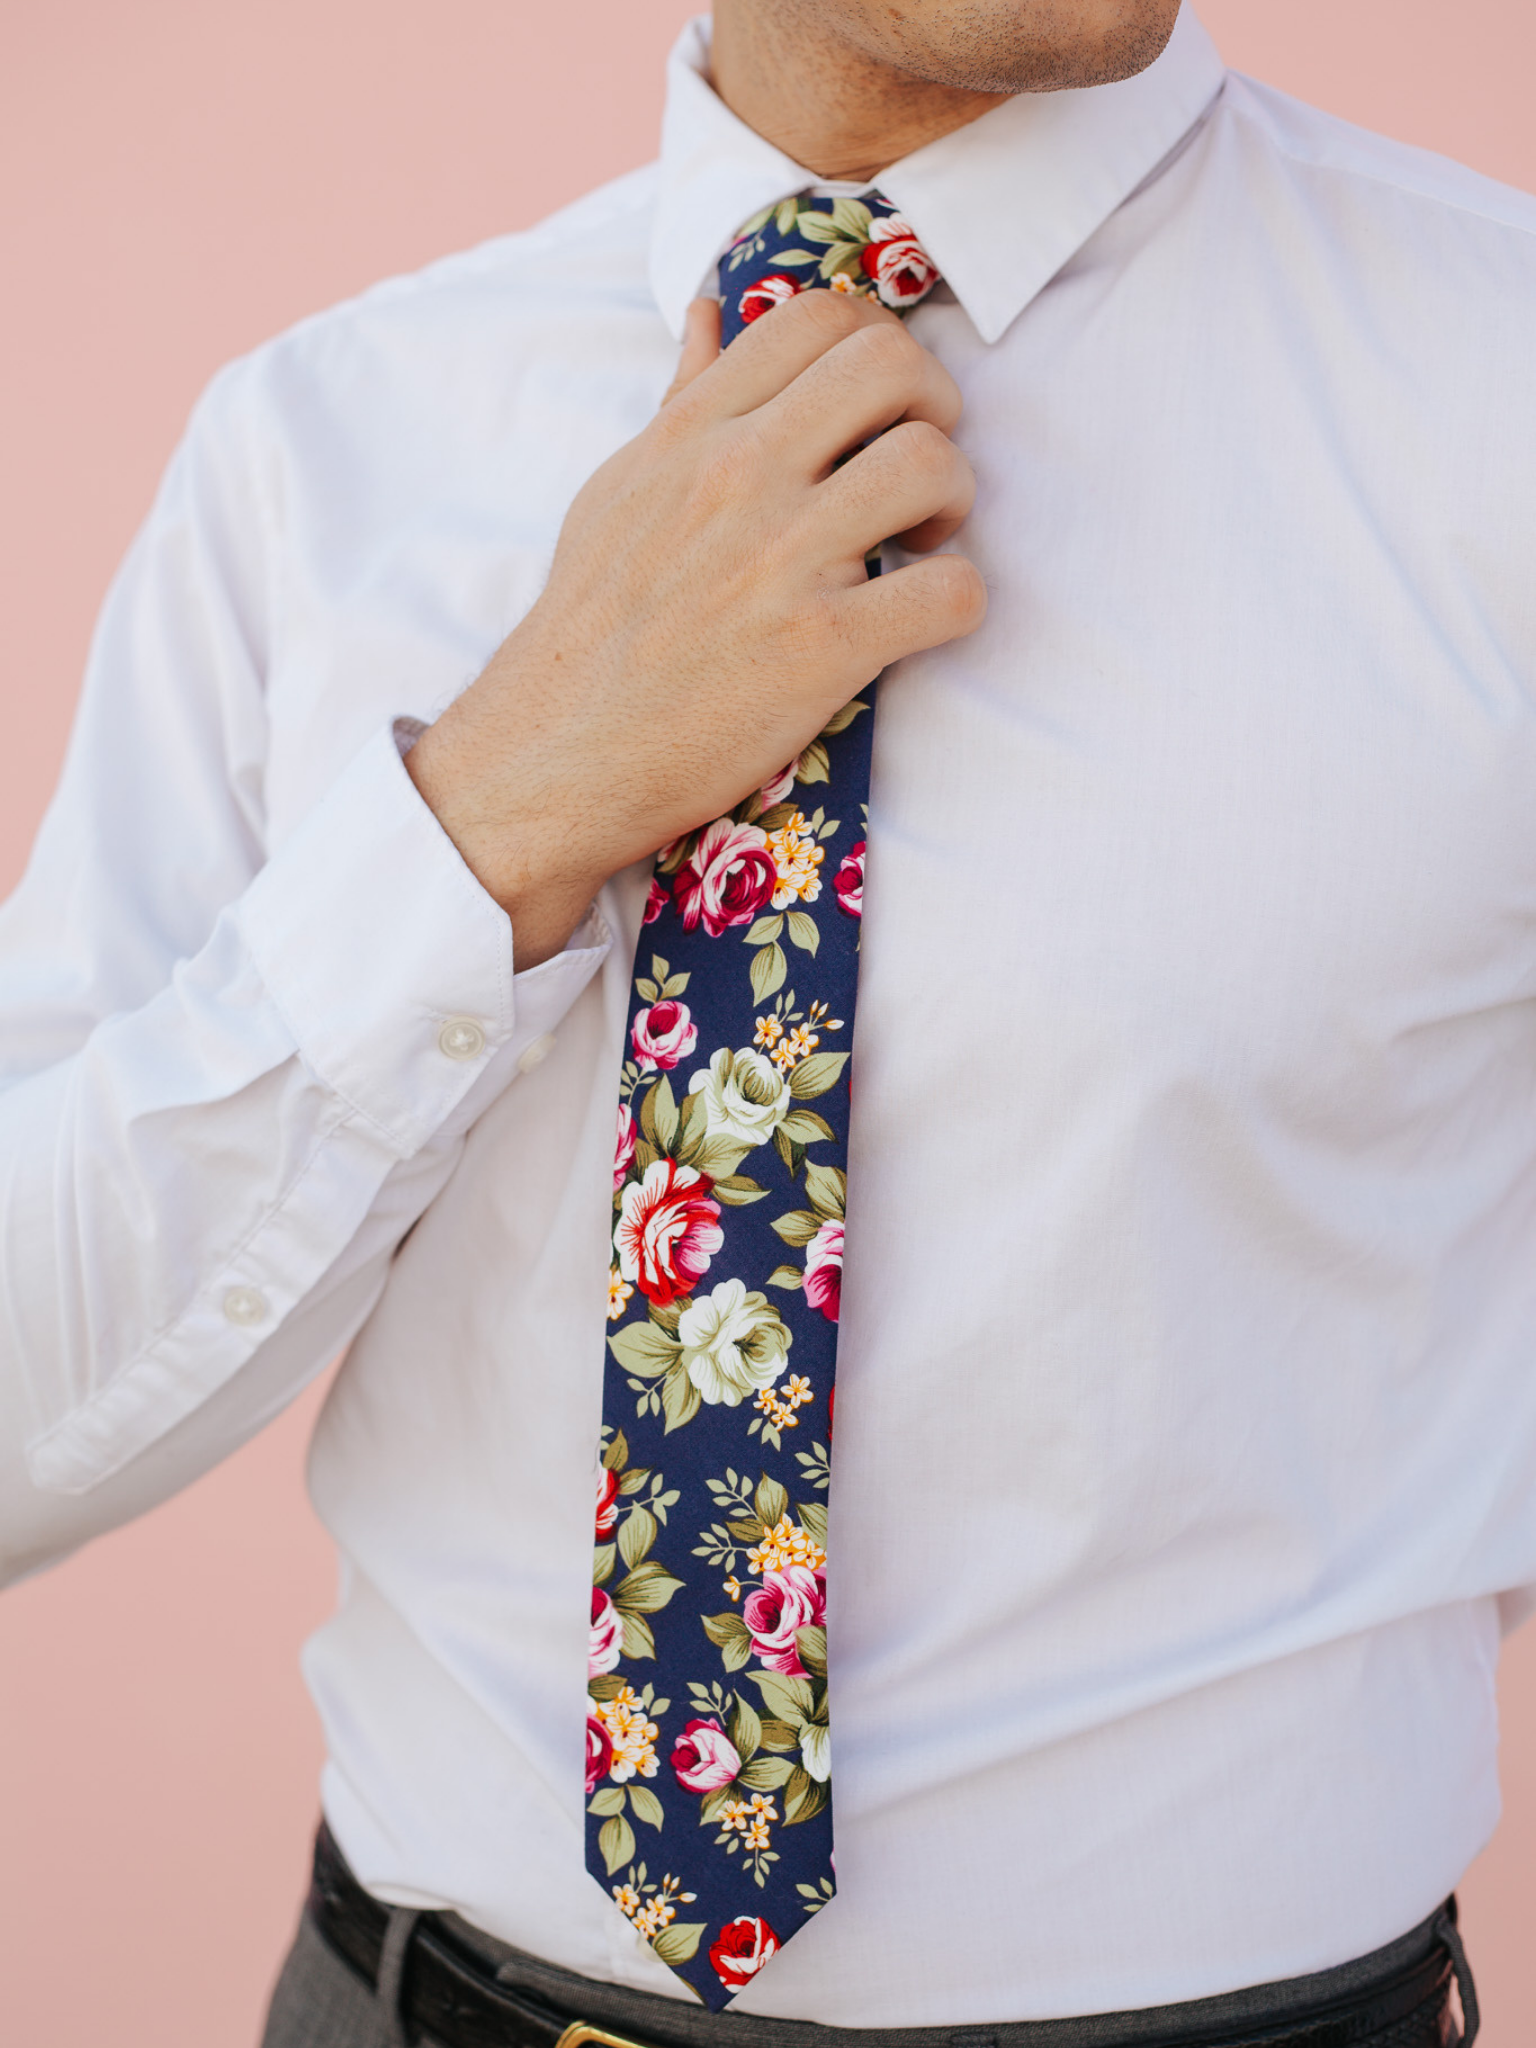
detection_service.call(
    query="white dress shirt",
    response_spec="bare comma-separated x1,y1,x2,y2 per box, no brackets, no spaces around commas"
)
6,6,1536,2021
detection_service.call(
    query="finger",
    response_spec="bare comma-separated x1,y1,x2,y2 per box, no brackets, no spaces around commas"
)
659,298,721,409
810,421,976,564
758,320,962,477
831,550,989,674
670,287,899,424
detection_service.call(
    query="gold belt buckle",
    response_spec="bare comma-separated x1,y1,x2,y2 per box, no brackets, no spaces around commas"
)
556,2024,661,2048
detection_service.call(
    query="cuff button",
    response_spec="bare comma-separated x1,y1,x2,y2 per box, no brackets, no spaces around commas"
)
438,1016,486,1062
223,1286,269,1327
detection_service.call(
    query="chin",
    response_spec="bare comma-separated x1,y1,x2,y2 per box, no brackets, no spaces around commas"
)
855,0,1183,96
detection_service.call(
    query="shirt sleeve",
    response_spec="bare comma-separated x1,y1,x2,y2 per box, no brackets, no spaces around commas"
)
0,358,610,1584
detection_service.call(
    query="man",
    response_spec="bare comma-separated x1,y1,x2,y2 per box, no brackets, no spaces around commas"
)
3,0,1531,2038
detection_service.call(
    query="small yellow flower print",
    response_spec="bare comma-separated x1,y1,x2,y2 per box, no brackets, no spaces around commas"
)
784,1374,813,1409
594,1684,661,1782
747,1514,827,1577
766,813,826,909
723,1574,743,1603
754,1381,802,1429
607,1271,634,1321
768,1016,840,1073
719,1798,750,1832
634,1898,676,1938
753,1014,784,1049
612,1871,696,1946
743,1793,778,1850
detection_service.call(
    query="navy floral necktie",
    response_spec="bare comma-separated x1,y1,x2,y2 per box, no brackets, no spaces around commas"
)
585,191,940,2009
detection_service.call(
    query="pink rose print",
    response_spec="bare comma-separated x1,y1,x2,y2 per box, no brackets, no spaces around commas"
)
595,1464,619,1541
671,1717,742,1794
613,1103,637,1190
742,1565,827,1676
585,1714,614,1793
631,997,698,1073
643,875,669,925
833,839,865,918
758,761,797,806
860,215,940,310
589,1587,623,1678
673,818,777,939
740,273,802,324
803,1218,844,1324
615,1158,724,1306
710,1916,781,1990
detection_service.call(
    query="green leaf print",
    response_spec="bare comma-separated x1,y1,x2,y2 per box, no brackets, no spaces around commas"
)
787,1051,848,1100
598,1815,636,1875
628,1785,665,1831
652,1922,706,1966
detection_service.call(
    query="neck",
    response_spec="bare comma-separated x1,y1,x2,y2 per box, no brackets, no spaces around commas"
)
709,0,1009,184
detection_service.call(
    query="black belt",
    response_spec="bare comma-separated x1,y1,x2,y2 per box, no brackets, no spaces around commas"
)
310,1823,645,2048
306,1823,1471,2048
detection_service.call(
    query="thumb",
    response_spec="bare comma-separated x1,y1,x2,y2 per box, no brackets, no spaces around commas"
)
659,297,722,409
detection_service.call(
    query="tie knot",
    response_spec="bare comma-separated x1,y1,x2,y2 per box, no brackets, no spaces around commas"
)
717,190,941,346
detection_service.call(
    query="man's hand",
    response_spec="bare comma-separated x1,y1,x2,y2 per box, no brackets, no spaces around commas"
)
406,288,985,966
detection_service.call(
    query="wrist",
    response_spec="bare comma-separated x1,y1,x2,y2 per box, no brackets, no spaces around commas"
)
404,710,610,971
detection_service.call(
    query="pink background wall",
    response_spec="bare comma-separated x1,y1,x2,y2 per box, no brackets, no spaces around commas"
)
3,3,1534,2041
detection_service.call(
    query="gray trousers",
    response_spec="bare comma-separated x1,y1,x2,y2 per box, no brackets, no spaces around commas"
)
261,1890,1471,2048
263,1913,437,2048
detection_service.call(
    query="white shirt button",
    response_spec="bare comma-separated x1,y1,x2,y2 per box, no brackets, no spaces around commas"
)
222,1285,268,1327
517,1033,557,1075
438,1016,486,1062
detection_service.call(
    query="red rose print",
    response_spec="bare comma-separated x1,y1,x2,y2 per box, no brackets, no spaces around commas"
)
742,1565,826,1676
585,1714,613,1793
643,875,669,925
803,1217,843,1323
671,1716,742,1794
589,1587,623,1678
631,997,698,1073
860,215,940,310
758,761,797,806
673,818,777,939
833,839,865,918
710,1915,781,1990
613,1103,637,1191
595,1464,619,1540
739,273,802,324
615,1157,724,1306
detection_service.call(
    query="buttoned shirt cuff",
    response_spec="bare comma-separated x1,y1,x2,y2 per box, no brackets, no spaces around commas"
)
239,720,611,1157
23,724,611,1496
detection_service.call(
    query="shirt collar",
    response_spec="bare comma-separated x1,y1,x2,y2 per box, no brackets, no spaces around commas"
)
649,7,1226,345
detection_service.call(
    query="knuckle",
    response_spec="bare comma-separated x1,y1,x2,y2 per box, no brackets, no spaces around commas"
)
937,554,988,621
925,362,965,431
787,589,845,663
844,318,917,379
892,418,954,477
649,393,696,450
790,288,866,342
